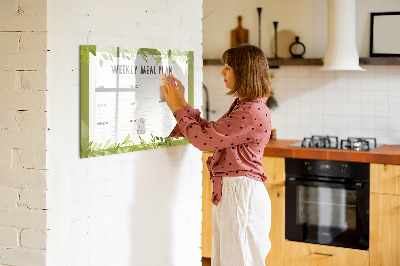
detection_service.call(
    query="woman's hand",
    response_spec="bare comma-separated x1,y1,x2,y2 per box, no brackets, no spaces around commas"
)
160,79,184,113
167,74,187,109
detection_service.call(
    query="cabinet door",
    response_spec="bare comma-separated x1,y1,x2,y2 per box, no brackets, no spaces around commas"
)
370,163,400,195
370,193,400,266
202,152,213,258
284,241,369,266
261,156,285,185
264,185,284,266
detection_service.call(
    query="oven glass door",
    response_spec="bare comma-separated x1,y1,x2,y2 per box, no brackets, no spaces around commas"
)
298,185,356,229
286,179,369,250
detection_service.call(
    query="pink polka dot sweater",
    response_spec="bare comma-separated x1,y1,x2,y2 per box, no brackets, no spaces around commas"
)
169,97,272,206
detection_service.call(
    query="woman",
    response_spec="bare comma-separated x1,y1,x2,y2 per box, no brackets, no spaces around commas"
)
161,44,273,266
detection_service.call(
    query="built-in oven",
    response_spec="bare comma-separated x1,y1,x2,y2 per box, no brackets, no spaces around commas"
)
285,158,370,250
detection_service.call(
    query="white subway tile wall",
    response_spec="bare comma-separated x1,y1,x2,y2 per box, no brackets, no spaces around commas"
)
272,65,400,144
203,65,400,145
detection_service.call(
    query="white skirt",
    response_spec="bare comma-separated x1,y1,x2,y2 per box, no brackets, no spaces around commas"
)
212,176,271,266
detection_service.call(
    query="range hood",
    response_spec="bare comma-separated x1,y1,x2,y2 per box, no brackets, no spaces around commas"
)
320,0,365,71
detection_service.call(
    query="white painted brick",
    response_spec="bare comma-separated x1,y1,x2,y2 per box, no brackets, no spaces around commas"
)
151,12,180,27
0,32,20,54
0,227,19,247
0,169,47,189
19,189,46,209
72,218,88,237
16,70,47,91
105,178,123,196
19,0,47,15
71,166,89,187
0,149,11,169
88,181,107,200
190,159,202,174
182,16,202,30
72,184,91,203
1,110,46,130
0,52,46,71
0,129,46,150
20,229,46,249
0,247,45,266
0,13,46,32
190,3,203,19
190,30,203,44
0,71,16,90
0,187,19,208
166,0,192,15
87,164,109,183
10,148,22,168
20,149,46,170
88,212,109,233
11,32,46,56
88,1,128,20
0,32,47,71
88,231,106,263
0,0,18,13
0,91,46,111
0,208,46,230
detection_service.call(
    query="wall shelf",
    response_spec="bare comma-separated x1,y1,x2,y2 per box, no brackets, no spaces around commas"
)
359,57,400,65
203,58,323,67
203,57,400,67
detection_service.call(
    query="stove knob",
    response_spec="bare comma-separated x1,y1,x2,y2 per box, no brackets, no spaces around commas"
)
340,164,347,174
305,162,312,171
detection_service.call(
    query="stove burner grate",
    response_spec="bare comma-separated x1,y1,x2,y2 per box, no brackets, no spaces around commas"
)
301,135,339,149
298,136,378,151
340,137,377,151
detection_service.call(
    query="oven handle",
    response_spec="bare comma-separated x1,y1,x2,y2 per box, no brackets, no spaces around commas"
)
286,177,364,189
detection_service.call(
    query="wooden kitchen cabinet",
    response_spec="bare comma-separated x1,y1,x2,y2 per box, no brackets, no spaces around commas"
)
201,154,286,265
264,184,285,266
201,152,213,258
370,193,400,266
370,163,400,195
284,241,369,266
262,156,285,266
261,156,285,186
370,163,400,266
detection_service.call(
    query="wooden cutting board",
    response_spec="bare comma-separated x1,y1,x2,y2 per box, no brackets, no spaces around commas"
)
231,16,249,48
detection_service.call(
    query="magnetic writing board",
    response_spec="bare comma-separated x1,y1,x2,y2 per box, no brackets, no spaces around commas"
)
80,45,194,158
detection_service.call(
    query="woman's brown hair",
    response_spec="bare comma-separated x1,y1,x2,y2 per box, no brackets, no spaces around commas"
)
221,44,273,99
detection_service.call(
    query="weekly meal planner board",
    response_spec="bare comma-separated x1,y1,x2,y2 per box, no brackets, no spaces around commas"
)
80,45,194,158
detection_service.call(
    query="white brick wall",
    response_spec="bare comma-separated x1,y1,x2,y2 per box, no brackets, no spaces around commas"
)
0,0,48,265
47,1,203,266
0,227,19,247
3,0,203,265
21,229,47,250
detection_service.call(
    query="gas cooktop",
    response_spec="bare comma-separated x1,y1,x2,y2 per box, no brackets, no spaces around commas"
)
289,135,382,151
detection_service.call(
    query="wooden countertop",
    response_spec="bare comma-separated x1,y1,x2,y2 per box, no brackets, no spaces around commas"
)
263,139,400,165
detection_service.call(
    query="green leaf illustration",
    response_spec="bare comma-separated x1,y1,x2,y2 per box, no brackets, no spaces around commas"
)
104,139,111,148
123,134,131,145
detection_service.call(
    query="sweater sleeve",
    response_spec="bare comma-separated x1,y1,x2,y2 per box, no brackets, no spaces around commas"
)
168,104,211,137
173,106,257,152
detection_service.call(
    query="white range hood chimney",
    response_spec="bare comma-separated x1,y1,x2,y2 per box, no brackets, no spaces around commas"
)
320,0,365,71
